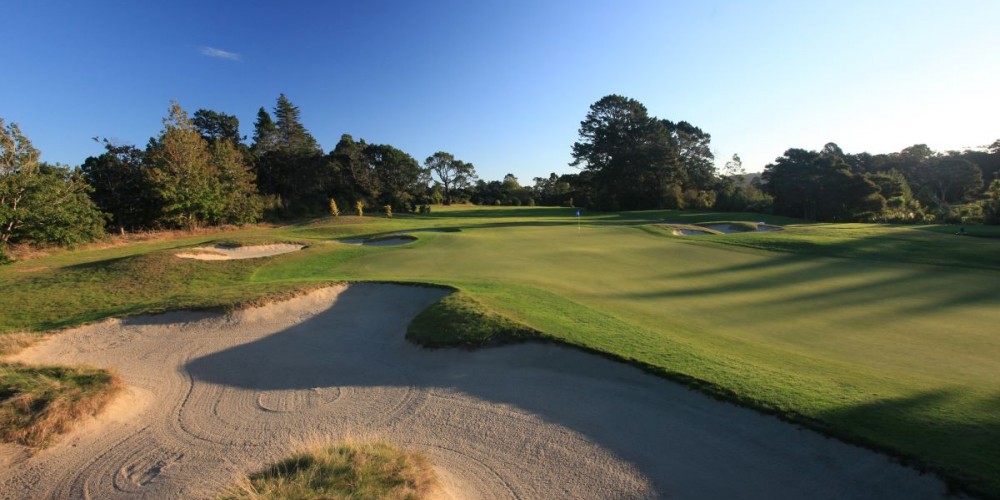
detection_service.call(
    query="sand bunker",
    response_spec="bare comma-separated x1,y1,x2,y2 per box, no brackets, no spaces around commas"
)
669,223,782,236
340,237,415,247
1,284,948,499
705,223,781,234
175,243,304,260
673,228,716,236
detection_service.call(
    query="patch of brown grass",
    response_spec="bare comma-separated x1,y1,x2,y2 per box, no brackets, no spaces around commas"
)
219,439,438,500
0,363,123,446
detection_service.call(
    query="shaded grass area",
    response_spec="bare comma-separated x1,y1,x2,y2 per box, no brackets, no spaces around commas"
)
664,222,1000,270
407,292,539,347
218,440,436,500
0,363,122,446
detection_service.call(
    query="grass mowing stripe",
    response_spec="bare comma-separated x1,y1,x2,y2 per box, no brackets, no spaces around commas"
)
2,207,998,496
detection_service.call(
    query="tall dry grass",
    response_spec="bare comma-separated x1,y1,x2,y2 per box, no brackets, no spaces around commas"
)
219,439,438,500
0,363,123,446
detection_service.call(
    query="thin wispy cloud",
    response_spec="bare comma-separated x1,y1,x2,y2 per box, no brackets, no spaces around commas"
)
199,46,242,61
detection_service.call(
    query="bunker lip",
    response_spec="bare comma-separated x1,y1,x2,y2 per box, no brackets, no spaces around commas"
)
663,222,783,236
174,243,305,260
340,236,417,247
1,284,949,499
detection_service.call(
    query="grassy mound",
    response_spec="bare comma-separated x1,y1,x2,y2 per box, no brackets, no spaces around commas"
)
219,440,437,500
725,221,760,232
407,292,539,347
0,363,122,446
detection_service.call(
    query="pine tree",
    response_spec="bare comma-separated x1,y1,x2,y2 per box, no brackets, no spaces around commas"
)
273,94,320,154
251,107,279,155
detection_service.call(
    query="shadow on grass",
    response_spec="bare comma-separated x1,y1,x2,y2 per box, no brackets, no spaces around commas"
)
818,388,1000,498
183,284,954,499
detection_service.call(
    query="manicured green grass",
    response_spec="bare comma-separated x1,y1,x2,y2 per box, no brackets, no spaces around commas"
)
0,363,122,446
2,206,999,496
218,440,436,500
407,291,539,347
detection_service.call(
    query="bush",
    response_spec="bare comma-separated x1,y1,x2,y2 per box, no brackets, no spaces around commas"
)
384,204,392,218
329,199,340,217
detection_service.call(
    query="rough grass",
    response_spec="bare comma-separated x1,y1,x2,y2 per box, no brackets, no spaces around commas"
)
218,440,437,500
0,363,122,446
407,292,539,347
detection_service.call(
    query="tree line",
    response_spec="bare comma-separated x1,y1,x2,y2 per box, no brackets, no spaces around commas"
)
3,93,999,262
0,94,484,261
565,94,1000,223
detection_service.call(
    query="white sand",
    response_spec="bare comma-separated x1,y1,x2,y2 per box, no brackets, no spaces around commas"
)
175,244,304,260
1,284,949,499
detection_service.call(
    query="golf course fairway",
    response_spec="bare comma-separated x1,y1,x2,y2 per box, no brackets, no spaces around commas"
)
1,206,998,497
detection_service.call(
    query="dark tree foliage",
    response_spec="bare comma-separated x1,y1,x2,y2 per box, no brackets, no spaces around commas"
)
762,147,884,221
425,151,477,205
916,157,983,205
531,173,573,206
865,170,911,200
192,109,242,146
663,120,715,190
329,134,374,205
251,95,330,215
81,140,157,232
364,143,424,211
470,173,534,206
570,95,714,211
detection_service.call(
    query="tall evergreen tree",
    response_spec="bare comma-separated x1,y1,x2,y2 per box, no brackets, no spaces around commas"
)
273,94,320,154
251,107,279,155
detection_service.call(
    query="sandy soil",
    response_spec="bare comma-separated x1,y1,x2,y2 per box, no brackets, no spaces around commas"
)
1,284,949,499
174,244,305,260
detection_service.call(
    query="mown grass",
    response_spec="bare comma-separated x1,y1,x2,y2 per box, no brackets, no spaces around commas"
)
2,206,999,496
407,291,539,347
0,363,122,446
218,440,436,500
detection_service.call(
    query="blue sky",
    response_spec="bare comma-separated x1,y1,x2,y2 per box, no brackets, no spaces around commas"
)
3,1,998,181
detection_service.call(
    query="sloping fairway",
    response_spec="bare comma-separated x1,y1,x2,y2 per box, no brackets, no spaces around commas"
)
2,207,999,496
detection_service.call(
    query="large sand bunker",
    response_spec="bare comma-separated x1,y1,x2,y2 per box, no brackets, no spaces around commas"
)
1,285,947,499
175,243,305,260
